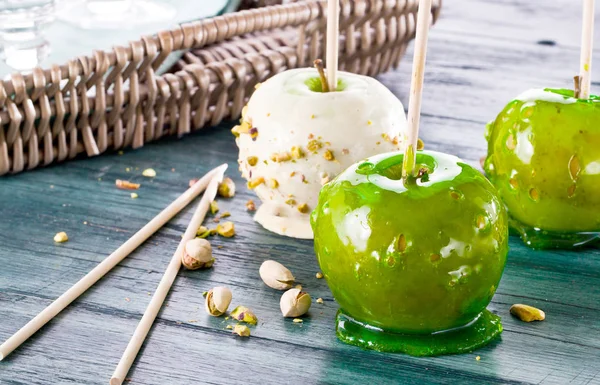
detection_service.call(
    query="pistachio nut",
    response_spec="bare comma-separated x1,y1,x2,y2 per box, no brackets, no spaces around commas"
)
280,288,311,318
216,222,235,238
205,287,232,316
230,306,258,325
218,177,236,198
510,304,545,322
233,324,250,337
259,260,295,290
181,238,214,270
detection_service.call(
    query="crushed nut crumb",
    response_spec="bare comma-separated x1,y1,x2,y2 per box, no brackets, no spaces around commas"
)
269,179,279,188
233,324,250,337
54,232,68,243
323,149,335,161
231,121,252,137
246,200,256,211
290,146,304,159
142,168,156,177
307,139,322,152
285,199,297,206
342,148,350,155
316,272,323,279
210,200,219,214
130,192,138,199
247,156,258,166
217,222,235,238
316,298,324,304
247,177,265,189
270,152,291,163
293,318,303,323
116,179,140,190
218,177,236,198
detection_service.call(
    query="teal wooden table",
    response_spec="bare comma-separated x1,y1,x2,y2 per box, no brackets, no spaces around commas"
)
1,0,600,384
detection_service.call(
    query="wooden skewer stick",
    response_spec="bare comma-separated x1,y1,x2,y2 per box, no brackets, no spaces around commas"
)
0,163,227,362
579,0,595,99
314,59,330,92
574,75,582,99
402,0,433,181
326,0,340,91
110,168,226,385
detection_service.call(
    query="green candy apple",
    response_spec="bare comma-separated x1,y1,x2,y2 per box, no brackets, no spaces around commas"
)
484,88,600,249
311,150,508,356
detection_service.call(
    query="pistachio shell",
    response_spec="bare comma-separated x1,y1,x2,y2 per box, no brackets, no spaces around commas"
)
182,238,213,270
280,288,311,318
205,287,232,316
259,260,295,290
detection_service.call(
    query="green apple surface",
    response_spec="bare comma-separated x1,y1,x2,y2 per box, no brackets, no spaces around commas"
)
311,150,508,356
484,88,600,249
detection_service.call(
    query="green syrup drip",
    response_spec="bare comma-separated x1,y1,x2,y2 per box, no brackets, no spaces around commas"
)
336,309,503,356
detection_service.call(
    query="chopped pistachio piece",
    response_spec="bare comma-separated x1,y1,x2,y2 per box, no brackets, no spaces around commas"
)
270,152,291,163
53,232,68,243
297,203,309,214
142,168,156,177
233,324,250,337
216,222,235,238
218,177,236,198
230,305,258,325
323,149,335,161
247,177,265,189
210,200,219,214
247,156,258,166
290,146,304,159
307,139,322,152
231,121,252,137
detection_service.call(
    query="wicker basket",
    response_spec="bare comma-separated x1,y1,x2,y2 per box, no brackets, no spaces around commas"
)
0,0,441,176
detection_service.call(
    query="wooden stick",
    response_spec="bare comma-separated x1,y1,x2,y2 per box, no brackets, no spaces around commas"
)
574,75,582,98
579,0,595,99
110,168,225,385
0,163,227,361
314,59,330,92
326,0,339,91
402,0,433,181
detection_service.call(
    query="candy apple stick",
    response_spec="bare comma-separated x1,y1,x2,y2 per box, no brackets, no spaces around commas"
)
402,0,433,180
326,0,340,91
579,0,595,99
110,168,226,385
0,164,227,361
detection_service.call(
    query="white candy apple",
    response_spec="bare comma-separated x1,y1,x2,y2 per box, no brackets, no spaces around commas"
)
233,68,407,239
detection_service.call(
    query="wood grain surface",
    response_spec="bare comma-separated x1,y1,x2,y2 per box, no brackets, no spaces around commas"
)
1,0,599,384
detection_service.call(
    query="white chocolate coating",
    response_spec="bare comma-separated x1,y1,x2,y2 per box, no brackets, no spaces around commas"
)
235,68,407,239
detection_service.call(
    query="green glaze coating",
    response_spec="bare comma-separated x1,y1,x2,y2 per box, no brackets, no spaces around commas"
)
311,150,508,355
484,88,600,249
